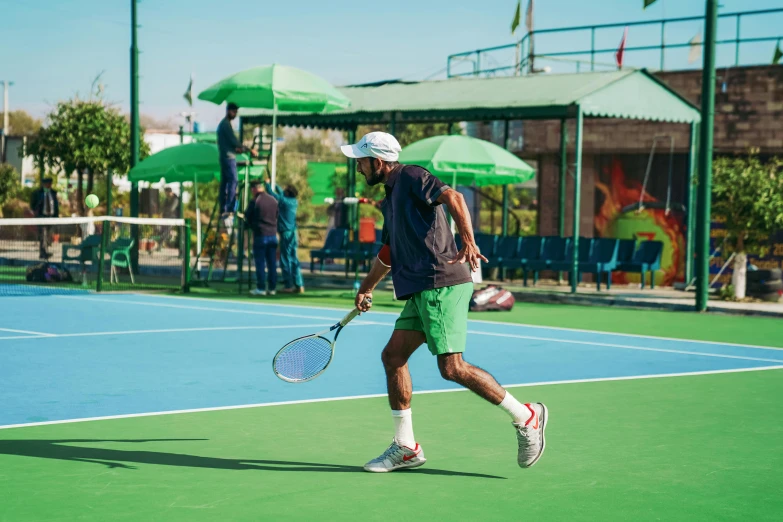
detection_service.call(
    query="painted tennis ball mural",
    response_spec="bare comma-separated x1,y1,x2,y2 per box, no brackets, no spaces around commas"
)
595,159,685,286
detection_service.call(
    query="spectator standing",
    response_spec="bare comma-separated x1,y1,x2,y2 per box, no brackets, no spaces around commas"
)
245,180,279,296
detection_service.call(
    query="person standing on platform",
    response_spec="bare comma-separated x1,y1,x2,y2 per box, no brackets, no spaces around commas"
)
217,102,255,227
245,180,279,296
266,177,304,294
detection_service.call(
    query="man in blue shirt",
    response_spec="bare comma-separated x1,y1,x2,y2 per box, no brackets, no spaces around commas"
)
265,178,304,293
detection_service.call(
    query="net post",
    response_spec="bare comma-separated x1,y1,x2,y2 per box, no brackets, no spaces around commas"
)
97,218,109,292
183,218,191,292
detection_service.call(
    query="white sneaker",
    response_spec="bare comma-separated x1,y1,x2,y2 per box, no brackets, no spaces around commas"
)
364,439,426,473
268,290,276,296
514,403,548,468
249,289,266,296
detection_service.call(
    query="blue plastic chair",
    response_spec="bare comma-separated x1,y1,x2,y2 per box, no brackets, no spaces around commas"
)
525,236,570,286
615,240,663,289
485,236,521,269
578,238,619,290
310,228,347,272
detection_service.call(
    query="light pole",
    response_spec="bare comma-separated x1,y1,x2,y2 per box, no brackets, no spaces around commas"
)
695,0,718,312
1,80,13,163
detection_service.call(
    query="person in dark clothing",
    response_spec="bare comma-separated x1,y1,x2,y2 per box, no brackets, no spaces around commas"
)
265,178,304,293
245,180,279,296
217,102,255,222
30,177,59,259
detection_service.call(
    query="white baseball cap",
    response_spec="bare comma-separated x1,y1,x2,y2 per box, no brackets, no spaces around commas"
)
340,132,401,162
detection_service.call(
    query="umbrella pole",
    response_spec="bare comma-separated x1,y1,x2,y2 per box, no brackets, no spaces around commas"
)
195,175,202,271
270,102,278,190
450,171,457,235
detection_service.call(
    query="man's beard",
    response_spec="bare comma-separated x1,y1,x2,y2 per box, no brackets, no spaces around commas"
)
364,161,385,186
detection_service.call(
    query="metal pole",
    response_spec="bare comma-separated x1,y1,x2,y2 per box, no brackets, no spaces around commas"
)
559,118,568,283
501,120,510,237
685,123,698,285
129,0,140,268
735,14,741,66
558,119,568,239
347,128,357,283
660,21,666,71
590,28,595,71
1,80,11,163
696,0,719,312
270,103,278,190
571,108,584,294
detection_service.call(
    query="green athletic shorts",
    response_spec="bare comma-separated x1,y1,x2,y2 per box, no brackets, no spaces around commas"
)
394,282,473,356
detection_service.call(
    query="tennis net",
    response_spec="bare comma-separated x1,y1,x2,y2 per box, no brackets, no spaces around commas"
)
0,216,191,296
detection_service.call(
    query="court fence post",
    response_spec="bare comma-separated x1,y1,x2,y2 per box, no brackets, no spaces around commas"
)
97,218,109,292
183,218,191,292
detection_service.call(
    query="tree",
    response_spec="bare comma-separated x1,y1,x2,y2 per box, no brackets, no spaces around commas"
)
712,152,783,299
27,98,150,215
0,163,19,216
0,110,43,136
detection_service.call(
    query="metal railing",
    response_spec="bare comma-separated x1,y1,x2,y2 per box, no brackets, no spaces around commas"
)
447,8,783,77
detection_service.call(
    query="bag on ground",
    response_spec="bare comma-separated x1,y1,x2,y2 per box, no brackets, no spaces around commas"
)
469,285,515,312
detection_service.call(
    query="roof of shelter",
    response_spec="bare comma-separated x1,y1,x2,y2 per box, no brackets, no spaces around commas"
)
240,69,701,130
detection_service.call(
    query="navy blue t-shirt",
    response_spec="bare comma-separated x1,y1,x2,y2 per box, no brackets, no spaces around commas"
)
380,164,471,299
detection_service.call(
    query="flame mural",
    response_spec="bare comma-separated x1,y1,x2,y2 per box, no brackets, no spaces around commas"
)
594,158,685,286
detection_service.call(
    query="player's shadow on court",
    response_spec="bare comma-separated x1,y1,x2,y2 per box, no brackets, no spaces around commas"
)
0,439,506,480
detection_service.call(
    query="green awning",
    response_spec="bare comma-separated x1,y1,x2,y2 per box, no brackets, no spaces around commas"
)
240,70,700,129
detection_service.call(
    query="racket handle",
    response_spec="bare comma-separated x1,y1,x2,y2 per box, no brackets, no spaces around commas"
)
340,298,371,326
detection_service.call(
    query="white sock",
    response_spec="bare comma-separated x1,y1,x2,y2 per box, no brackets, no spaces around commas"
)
498,392,533,425
391,409,416,447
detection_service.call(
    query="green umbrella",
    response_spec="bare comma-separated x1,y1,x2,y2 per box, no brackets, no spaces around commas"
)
398,135,535,188
128,142,253,255
197,64,351,199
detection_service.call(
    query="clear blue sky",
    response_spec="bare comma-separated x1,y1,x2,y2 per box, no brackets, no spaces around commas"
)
2,0,781,129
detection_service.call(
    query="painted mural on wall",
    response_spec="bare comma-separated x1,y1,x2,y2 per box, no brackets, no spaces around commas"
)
593,154,689,286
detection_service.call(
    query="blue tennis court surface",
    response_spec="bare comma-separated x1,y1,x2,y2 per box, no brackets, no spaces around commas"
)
2,293,782,428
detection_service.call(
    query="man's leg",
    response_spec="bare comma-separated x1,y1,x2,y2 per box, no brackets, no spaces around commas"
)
252,236,266,292
364,305,428,473
422,283,548,469
265,238,278,293
225,159,238,215
279,232,293,289
290,231,304,290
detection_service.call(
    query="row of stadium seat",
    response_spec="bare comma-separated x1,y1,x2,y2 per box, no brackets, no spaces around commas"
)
458,234,664,290
310,229,664,291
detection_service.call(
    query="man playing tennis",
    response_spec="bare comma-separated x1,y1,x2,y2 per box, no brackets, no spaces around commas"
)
343,132,547,473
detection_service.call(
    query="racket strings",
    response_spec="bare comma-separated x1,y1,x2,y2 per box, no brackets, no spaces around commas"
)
274,336,333,381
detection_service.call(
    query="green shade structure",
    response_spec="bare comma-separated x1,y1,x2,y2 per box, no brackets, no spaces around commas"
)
128,142,252,256
398,135,535,187
198,64,351,190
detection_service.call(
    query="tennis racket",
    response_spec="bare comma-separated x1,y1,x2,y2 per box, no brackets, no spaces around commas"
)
272,299,370,383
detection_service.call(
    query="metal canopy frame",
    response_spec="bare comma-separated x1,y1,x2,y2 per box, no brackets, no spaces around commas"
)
240,70,701,294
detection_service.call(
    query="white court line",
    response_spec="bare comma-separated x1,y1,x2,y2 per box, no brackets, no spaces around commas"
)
466,330,783,364
0,323,387,341
56,295,347,322
18,295,783,363
0,327,55,337
1,365,780,431
156,294,783,352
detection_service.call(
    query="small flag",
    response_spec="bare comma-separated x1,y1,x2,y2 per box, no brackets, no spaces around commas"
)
511,1,521,35
525,0,534,34
688,32,702,64
616,27,629,69
774,40,783,65
184,75,193,106
644,0,658,8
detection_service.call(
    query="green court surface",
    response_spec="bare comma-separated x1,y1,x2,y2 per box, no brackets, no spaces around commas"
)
2,370,781,521
2,291,782,521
